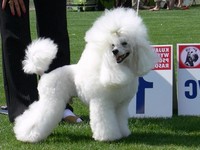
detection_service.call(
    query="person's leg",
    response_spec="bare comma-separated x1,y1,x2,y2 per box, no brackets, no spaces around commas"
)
34,0,82,123
123,0,132,7
177,0,183,7
0,0,38,122
34,0,70,71
150,0,161,10
114,0,122,7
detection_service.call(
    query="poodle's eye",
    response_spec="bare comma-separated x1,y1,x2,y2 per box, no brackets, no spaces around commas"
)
112,44,115,48
122,42,127,46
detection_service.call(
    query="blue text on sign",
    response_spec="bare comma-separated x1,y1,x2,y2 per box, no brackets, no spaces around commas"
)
185,80,200,99
136,77,153,114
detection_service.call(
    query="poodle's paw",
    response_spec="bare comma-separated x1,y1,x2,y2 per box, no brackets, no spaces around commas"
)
14,128,42,143
121,128,131,138
92,130,122,141
14,124,39,143
14,114,46,143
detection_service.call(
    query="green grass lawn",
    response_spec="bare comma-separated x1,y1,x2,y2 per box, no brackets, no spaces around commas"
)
0,6,200,150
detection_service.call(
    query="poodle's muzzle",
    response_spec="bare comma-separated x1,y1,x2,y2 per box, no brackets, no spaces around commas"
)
112,49,130,63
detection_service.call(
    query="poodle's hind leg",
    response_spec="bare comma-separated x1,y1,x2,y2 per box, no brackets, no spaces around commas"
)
89,100,123,141
14,95,67,143
14,69,75,143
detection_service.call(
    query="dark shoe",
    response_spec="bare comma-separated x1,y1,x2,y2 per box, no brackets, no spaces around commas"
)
0,105,8,115
63,116,83,123
62,108,83,123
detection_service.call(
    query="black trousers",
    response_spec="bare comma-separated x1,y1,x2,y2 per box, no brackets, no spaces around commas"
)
0,0,70,122
114,0,132,7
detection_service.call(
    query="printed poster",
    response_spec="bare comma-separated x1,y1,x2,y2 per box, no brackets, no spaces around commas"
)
128,45,173,118
177,44,200,115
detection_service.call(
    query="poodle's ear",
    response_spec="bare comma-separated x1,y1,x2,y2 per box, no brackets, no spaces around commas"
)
134,40,158,76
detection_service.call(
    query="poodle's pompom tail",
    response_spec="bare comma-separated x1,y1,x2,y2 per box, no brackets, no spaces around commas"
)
22,38,58,75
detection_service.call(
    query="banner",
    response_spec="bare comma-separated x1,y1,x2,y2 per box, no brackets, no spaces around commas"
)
128,45,173,118
177,44,200,115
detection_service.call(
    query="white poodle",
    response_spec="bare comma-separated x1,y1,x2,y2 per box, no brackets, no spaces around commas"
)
14,8,157,143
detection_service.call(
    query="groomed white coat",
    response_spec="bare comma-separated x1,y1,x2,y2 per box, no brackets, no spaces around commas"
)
14,8,158,143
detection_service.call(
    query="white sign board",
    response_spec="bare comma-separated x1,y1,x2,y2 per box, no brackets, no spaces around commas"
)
129,45,173,118
177,44,200,116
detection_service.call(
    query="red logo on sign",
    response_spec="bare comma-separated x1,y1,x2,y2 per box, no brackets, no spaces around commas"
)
152,45,172,70
179,45,200,69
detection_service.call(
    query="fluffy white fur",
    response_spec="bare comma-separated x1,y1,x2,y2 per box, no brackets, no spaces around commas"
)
14,8,158,143
23,38,58,75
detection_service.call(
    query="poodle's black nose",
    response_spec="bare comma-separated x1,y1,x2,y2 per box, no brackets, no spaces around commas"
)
112,49,119,55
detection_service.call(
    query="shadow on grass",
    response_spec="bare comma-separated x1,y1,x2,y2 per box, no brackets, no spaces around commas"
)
121,131,200,147
32,116,200,148
47,132,93,143
42,115,200,148
119,116,200,147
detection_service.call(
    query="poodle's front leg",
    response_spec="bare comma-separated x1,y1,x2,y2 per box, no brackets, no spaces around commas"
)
89,99,123,141
116,101,131,137
14,92,66,143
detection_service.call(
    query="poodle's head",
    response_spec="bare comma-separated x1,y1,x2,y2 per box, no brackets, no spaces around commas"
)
84,8,158,86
